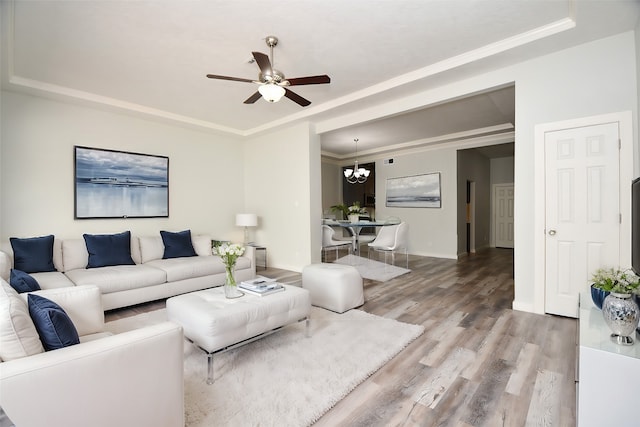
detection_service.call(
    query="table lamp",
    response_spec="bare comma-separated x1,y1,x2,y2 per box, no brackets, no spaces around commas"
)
236,213,258,245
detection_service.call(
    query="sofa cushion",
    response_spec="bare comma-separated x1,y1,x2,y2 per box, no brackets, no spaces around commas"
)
9,235,57,273
0,280,44,361
28,294,80,351
138,236,165,263
161,230,197,259
65,264,167,294
146,256,226,282
30,271,76,290
9,269,41,293
83,231,135,268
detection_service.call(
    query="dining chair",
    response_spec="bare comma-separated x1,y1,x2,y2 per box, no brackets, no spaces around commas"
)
357,214,377,252
367,222,409,268
322,225,352,262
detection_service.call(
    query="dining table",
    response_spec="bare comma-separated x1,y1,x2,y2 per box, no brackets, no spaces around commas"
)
324,219,398,255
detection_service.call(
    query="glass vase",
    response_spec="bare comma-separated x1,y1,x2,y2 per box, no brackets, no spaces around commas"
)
602,292,639,345
223,265,243,299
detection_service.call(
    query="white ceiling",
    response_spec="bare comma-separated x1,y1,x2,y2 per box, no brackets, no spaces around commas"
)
2,0,639,157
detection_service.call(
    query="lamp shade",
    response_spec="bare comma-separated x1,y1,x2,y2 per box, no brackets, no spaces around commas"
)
236,213,258,227
258,84,286,103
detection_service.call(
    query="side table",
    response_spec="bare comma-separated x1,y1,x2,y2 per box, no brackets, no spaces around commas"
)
248,244,267,270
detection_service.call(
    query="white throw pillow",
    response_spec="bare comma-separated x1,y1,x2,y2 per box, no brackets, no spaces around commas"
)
138,236,165,263
192,235,212,256
0,279,44,361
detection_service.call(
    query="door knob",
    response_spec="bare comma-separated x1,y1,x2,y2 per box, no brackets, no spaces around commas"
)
548,229,556,236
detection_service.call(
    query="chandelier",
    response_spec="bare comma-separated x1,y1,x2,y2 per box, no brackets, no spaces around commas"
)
344,138,370,184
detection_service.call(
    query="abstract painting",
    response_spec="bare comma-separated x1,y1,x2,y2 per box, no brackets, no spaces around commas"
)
385,173,441,208
74,146,169,218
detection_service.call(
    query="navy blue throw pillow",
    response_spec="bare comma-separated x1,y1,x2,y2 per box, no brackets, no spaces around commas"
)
28,294,80,351
10,235,57,273
160,230,197,259
83,231,135,268
9,269,41,293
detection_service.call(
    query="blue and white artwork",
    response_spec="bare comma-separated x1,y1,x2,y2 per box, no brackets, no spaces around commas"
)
386,173,441,208
74,146,169,218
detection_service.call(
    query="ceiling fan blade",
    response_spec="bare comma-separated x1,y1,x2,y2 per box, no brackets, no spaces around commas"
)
284,88,311,107
287,75,331,86
206,74,254,83
252,51,272,76
243,91,262,104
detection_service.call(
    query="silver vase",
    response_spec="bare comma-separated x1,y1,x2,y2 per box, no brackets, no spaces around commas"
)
602,292,640,345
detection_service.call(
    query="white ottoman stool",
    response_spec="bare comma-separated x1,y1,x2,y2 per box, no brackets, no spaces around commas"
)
302,263,363,313
166,284,310,384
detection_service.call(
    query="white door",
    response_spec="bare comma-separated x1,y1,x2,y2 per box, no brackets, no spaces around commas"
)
544,122,620,317
494,184,514,248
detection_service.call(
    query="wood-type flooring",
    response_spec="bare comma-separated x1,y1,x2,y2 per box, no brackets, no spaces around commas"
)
105,248,577,427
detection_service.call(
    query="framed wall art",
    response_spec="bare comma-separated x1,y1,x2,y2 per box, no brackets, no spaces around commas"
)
385,172,441,208
74,146,169,219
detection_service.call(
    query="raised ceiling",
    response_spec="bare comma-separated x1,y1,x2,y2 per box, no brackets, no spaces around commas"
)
2,1,638,157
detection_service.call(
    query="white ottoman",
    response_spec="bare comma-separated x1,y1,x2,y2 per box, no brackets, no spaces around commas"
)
302,263,364,313
166,284,310,384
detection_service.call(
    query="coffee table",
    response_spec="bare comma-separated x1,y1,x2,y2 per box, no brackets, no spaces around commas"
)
166,284,311,384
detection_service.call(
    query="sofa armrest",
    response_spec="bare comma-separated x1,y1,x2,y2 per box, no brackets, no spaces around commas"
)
0,322,184,427
21,285,104,336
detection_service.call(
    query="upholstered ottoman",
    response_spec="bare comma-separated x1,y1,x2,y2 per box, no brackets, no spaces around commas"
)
302,263,363,313
166,284,310,384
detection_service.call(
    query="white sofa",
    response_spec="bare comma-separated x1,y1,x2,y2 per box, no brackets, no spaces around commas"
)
0,282,184,427
0,234,256,310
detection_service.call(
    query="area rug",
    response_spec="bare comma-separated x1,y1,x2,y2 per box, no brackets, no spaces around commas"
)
335,254,411,281
105,306,424,426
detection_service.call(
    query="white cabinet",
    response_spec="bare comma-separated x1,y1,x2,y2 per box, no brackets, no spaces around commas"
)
578,294,640,427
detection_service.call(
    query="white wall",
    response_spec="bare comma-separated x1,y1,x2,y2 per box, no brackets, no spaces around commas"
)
490,157,514,185
321,160,342,216
243,122,320,271
374,146,458,259
0,91,246,241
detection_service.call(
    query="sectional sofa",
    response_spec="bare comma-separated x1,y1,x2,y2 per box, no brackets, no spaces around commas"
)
0,231,256,310
0,283,185,426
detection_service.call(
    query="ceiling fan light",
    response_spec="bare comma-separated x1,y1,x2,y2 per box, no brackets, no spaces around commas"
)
258,84,285,102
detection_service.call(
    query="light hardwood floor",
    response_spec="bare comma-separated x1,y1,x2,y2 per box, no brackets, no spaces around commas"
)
105,248,577,427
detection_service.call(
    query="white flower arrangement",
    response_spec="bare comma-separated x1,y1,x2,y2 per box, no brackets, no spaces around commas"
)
213,243,245,269
348,202,367,215
591,267,640,295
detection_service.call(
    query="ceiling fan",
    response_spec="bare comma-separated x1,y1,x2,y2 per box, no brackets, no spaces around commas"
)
206,35,330,107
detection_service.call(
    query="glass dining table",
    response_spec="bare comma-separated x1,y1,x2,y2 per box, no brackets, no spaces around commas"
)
323,219,398,255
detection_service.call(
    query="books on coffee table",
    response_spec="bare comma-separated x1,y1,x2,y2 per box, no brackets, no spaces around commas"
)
239,280,284,297
241,276,277,286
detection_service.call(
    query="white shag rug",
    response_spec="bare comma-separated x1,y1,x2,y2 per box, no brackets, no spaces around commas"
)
105,306,423,426
335,254,411,282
